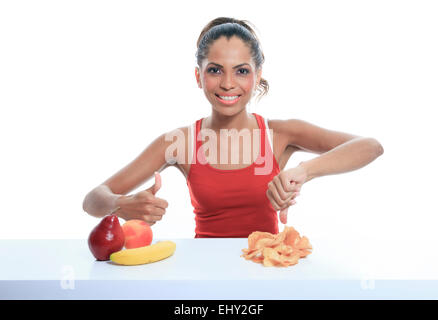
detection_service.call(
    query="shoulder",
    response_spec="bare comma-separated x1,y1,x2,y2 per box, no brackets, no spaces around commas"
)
165,125,190,138
266,118,302,140
266,118,302,144
162,125,193,165
140,126,191,163
267,118,312,135
161,125,192,150
266,118,291,132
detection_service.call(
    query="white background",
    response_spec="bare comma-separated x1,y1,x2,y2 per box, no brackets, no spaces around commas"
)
1,1,437,278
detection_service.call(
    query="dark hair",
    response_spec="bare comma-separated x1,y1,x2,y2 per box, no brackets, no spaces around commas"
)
195,17,269,103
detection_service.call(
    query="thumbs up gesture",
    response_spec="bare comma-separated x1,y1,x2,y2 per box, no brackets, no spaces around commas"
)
145,171,162,195
116,172,169,226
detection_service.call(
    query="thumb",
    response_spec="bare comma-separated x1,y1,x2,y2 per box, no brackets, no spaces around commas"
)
279,207,289,224
147,171,162,195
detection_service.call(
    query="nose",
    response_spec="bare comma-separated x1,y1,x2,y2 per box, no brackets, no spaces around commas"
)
220,73,235,90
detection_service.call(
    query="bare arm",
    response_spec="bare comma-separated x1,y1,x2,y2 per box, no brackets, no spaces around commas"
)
266,119,384,222
279,119,384,180
299,136,384,182
82,127,188,218
82,184,122,218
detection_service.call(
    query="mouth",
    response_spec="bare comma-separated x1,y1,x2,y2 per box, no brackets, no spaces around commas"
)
215,94,242,105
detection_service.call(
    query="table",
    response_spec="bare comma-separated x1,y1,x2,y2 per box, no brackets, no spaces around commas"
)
1,238,437,299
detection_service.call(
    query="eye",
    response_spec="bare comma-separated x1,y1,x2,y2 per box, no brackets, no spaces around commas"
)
207,67,220,74
207,67,250,75
238,68,250,75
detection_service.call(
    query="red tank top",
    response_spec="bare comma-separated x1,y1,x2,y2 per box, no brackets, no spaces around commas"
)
186,113,281,238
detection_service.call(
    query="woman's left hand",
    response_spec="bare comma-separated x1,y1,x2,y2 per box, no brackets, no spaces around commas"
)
266,165,308,224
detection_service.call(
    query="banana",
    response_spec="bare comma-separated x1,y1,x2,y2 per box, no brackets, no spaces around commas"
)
110,240,176,266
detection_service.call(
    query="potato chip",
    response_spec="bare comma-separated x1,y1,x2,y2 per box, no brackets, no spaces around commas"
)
241,226,312,267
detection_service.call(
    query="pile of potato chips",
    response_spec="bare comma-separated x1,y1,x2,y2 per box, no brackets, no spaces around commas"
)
241,226,312,267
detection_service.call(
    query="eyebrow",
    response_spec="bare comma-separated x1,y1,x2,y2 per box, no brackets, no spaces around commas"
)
208,62,251,69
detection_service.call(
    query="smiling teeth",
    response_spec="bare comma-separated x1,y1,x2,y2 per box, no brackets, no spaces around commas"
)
219,95,239,100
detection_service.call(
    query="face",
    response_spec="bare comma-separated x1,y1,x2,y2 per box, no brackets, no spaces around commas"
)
195,36,262,115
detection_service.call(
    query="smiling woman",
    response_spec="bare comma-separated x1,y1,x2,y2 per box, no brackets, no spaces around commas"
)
82,17,383,239
195,17,268,107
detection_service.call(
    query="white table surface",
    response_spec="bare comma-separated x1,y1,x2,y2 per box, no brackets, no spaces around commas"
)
1,238,437,299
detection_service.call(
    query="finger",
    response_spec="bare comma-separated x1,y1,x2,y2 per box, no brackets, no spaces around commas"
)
267,189,291,211
279,207,289,224
281,176,297,193
151,196,169,209
266,189,280,211
272,176,293,202
151,215,163,222
154,172,162,194
281,192,300,209
146,171,162,195
135,192,168,210
150,206,166,216
126,210,153,222
267,188,298,211
268,182,289,208
140,204,165,216
145,214,163,223
280,198,297,210
142,214,160,225
145,221,156,226
294,184,302,194
280,192,300,210
152,171,162,195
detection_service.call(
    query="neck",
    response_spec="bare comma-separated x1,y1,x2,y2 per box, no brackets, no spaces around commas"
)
205,109,254,132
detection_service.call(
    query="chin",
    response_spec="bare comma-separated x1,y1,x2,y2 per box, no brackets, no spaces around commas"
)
213,104,247,116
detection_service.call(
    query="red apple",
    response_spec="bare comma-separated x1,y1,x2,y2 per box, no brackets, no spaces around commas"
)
88,214,125,261
122,219,153,249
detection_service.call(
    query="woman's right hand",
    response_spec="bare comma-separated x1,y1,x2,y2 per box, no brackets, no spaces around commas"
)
115,172,168,226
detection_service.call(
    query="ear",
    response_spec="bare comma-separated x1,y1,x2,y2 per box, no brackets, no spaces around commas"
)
195,67,202,88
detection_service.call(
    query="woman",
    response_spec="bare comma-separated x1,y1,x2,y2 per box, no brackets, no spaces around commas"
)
82,17,384,238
